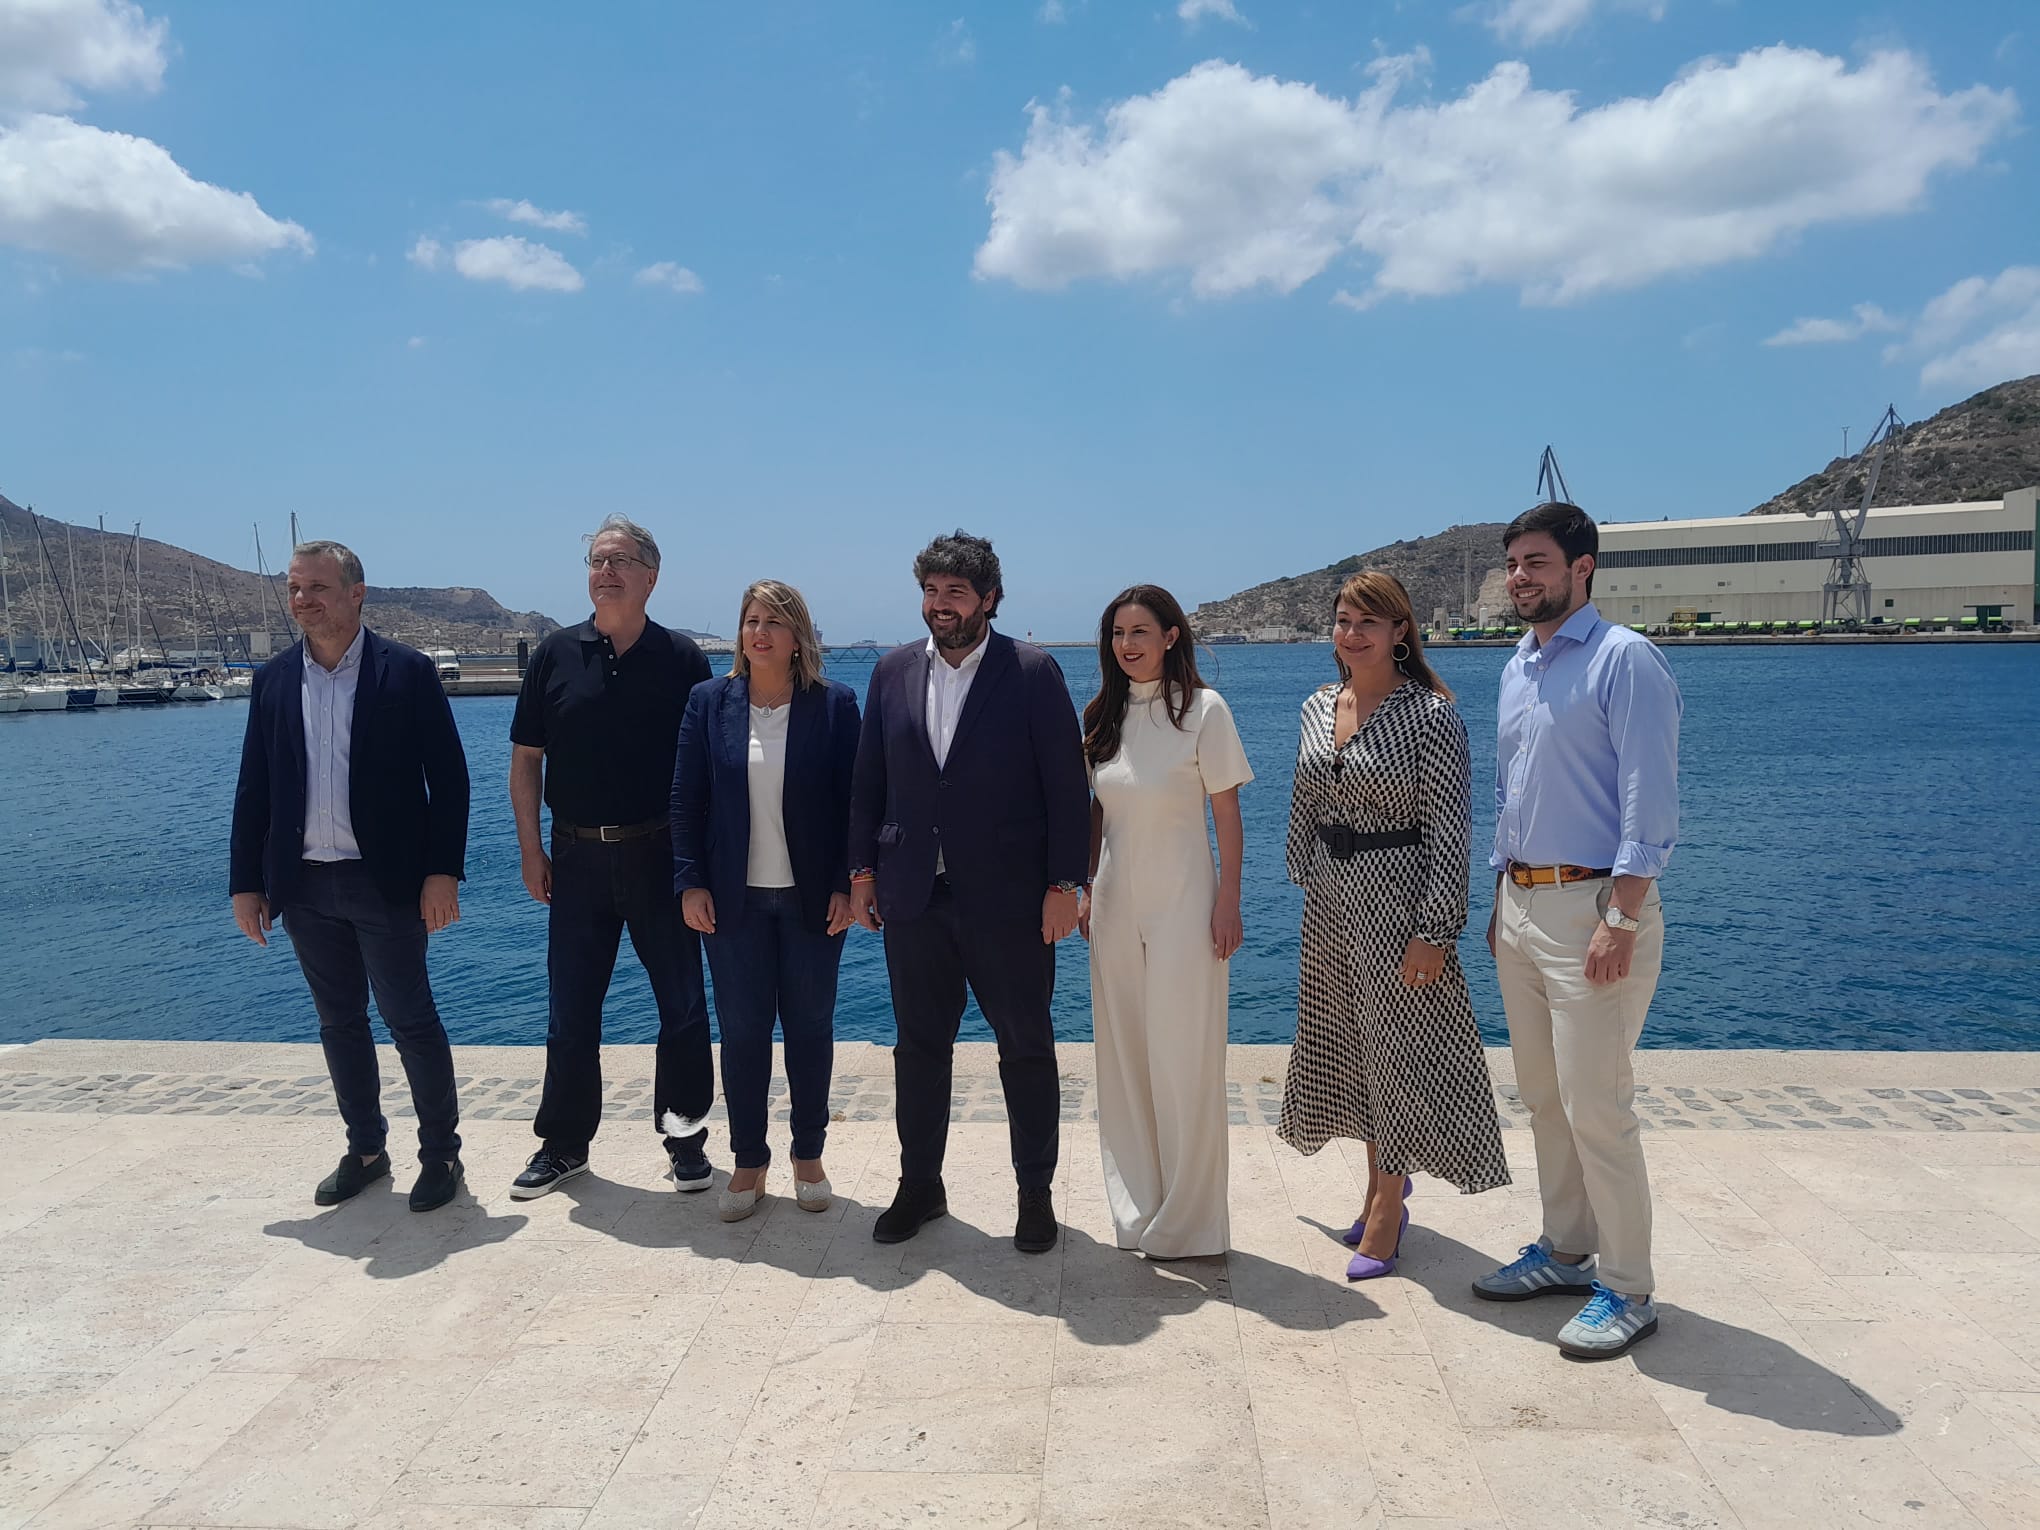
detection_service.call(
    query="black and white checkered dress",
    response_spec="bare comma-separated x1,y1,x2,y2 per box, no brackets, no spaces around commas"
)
1276,681,1510,1194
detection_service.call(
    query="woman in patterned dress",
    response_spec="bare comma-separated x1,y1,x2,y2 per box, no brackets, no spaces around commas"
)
1278,571,1509,1281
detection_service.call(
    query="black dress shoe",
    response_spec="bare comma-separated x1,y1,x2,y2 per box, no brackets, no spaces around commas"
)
1015,1185,1058,1254
408,1158,464,1213
872,1178,948,1243
315,1151,391,1206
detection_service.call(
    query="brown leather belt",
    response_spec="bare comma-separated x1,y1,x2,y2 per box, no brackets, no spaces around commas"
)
1509,862,1611,889
553,817,668,843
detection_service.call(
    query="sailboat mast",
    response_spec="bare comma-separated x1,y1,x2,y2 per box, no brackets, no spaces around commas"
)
0,515,13,670
133,522,143,666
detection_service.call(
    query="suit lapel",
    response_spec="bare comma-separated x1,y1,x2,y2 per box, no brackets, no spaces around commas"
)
349,628,381,743
281,640,309,791
946,632,1011,760
721,677,750,768
903,644,937,767
784,682,817,818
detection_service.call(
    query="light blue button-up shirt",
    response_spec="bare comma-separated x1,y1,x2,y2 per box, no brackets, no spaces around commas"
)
301,626,365,863
1491,604,1681,879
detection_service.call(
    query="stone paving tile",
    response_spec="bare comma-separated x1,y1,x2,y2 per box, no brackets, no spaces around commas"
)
3,1098,2039,1529
4,1067,2040,1132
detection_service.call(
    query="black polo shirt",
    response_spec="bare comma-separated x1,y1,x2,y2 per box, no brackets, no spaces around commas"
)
510,616,713,827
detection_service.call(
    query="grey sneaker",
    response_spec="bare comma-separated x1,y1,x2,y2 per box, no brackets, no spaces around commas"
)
1557,1283,1659,1359
1472,1243,1598,1302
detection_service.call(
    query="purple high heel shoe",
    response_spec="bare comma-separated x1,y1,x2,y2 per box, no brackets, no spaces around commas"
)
1342,1177,1414,1247
1346,1204,1409,1281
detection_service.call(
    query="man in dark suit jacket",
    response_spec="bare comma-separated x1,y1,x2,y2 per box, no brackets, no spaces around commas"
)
229,540,471,1212
849,530,1089,1252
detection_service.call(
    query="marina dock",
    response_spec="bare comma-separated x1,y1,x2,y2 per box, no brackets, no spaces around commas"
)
3,1038,2036,1529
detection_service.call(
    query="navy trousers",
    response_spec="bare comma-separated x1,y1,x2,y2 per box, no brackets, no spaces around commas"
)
703,886,844,1170
283,859,462,1164
882,878,1060,1189
534,828,714,1159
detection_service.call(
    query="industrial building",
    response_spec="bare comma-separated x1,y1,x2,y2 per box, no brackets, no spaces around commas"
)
1592,488,2036,628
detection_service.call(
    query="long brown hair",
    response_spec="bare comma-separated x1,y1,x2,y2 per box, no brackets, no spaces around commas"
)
1083,584,1206,766
1332,570,1452,701
730,579,826,690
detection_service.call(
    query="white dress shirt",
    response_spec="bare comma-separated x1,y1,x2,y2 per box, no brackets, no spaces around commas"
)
745,699,796,888
925,631,989,873
302,626,366,862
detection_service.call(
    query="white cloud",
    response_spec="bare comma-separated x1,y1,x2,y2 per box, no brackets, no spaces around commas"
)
1908,267,2040,392
0,113,311,271
409,234,582,293
1481,0,1662,47
483,197,586,235
0,3,311,274
1763,303,1901,347
1178,0,1247,25
975,48,2015,307
0,0,166,112
940,19,975,66
635,261,704,295
1039,0,1067,20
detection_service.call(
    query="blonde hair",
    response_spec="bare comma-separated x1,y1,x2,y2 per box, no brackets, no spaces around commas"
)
730,579,826,690
1332,570,1453,701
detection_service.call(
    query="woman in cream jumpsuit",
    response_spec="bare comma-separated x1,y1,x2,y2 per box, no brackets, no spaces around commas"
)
1081,585,1252,1258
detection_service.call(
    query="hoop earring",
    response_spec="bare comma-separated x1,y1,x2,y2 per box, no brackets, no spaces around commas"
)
1393,641,1411,664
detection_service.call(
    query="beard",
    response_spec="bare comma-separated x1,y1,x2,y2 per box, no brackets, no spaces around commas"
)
1512,574,1575,625
924,605,989,651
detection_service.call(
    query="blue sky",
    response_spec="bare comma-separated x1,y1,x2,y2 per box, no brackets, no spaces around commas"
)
3,0,2034,642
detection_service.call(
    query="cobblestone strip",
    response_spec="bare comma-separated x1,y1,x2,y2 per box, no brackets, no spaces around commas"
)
1,1070,2037,1132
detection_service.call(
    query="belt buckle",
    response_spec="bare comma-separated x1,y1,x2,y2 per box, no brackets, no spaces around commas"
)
598,823,624,843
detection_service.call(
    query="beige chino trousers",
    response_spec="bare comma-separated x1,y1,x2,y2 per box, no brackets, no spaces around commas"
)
1495,876,1664,1296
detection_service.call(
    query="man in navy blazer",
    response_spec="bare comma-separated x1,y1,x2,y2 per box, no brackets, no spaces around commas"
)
849,530,1089,1253
229,540,471,1212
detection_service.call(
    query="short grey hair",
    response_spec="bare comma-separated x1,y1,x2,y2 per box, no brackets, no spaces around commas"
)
587,513,661,571
293,540,364,586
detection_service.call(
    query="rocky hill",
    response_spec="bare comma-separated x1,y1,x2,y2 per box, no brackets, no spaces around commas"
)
1191,521,1510,637
0,497,561,658
1747,374,2040,516
1194,372,2040,636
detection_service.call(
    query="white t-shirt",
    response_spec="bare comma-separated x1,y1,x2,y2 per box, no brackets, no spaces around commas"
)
745,701,796,888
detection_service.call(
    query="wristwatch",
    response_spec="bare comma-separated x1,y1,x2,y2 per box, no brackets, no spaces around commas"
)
1603,906,1641,933
1051,880,1084,895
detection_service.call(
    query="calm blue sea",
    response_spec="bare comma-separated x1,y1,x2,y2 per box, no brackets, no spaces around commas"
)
2,642,2035,1050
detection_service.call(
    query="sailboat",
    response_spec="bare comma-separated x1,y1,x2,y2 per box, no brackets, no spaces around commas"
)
0,517,20,715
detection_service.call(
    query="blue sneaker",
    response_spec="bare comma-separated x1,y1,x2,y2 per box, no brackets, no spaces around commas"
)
1557,1283,1659,1359
1471,1243,1598,1302
666,1134,714,1193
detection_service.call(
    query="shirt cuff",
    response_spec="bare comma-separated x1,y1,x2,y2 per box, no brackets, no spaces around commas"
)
1612,841,1672,879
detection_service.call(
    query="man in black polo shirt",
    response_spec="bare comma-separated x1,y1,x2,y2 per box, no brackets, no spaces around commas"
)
507,514,717,1197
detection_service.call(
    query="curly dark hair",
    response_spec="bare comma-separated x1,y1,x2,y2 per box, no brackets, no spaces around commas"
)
911,530,1003,617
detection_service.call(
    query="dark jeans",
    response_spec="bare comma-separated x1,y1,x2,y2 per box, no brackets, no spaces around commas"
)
703,886,844,1170
534,827,713,1159
882,878,1059,1189
283,859,461,1164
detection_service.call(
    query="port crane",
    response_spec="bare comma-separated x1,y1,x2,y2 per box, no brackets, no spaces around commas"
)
1807,404,1904,627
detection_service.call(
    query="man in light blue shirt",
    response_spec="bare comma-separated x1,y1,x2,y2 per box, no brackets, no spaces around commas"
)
1471,502,1682,1360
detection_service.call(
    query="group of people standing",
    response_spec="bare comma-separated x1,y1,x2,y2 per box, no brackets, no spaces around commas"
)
229,499,1681,1360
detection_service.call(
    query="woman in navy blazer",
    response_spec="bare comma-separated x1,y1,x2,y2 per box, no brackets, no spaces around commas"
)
672,579,861,1221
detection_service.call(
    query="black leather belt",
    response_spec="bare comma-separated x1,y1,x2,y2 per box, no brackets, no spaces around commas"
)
553,817,668,843
1318,825,1422,860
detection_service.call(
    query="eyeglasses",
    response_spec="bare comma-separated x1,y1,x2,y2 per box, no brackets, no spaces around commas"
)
586,554,650,572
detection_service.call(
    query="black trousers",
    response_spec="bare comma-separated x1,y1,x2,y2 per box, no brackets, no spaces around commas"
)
882,879,1059,1189
533,828,713,1159
283,859,461,1164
